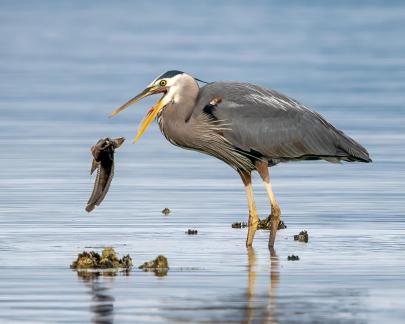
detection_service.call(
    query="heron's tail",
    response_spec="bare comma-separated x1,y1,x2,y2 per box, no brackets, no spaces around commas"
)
335,130,372,163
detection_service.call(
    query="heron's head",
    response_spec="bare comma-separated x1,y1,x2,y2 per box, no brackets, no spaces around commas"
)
110,70,199,143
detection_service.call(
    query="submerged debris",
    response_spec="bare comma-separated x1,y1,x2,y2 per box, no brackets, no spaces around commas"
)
294,230,309,243
186,229,198,235
70,247,132,272
287,255,300,261
139,255,169,276
162,208,170,215
232,222,248,228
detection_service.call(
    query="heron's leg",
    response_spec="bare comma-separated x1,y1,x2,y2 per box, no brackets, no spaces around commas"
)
238,170,259,247
255,161,281,248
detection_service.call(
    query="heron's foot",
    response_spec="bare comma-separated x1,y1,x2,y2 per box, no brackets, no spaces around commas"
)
268,206,281,248
245,213,259,247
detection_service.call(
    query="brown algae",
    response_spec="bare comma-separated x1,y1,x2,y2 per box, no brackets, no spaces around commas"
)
139,255,169,276
70,247,133,272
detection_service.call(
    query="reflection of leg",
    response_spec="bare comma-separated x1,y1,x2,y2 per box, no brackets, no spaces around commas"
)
267,248,279,323
246,247,256,323
247,247,256,297
255,161,281,248
238,170,259,247
269,248,279,290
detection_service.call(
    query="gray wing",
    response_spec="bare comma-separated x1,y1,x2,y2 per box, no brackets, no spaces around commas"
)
194,82,371,163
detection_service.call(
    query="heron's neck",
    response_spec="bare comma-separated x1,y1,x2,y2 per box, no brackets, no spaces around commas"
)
158,85,199,146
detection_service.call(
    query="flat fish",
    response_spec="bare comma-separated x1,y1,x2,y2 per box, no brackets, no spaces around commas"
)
85,137,125,212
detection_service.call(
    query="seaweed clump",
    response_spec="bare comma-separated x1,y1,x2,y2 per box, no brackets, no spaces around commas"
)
232,217,286,230
139,255,169,277
71,251,100,269
257,216,287,230
70,247,133,271
294,230,309,243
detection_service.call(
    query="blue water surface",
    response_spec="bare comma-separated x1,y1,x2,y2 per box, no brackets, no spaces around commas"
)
0,1,404,323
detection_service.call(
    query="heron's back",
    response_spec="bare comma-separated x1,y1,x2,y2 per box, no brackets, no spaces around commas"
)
193,82,371,166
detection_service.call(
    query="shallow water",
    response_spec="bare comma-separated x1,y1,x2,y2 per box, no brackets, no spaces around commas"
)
1,1,405,323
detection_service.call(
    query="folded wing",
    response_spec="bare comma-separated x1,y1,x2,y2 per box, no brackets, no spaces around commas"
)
195,82,371,164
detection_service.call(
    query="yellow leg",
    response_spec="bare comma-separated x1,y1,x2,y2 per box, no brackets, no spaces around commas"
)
238,170,259,247
255,161,281,248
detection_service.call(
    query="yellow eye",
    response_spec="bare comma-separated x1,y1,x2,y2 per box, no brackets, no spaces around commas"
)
159,80,167,87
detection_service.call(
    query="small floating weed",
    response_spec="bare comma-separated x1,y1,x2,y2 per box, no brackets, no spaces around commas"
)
287,255,300,261
294,230,309,243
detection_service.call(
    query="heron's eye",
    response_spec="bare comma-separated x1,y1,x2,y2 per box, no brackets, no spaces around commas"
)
159,80,167,87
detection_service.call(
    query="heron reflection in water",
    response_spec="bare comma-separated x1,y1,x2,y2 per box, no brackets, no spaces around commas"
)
244,248,279,323
111,71,371,248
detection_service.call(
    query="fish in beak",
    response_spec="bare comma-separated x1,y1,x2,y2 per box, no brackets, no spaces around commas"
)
110,85,167,143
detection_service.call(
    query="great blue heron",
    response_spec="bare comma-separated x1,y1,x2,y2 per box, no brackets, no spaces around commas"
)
110,70,371,248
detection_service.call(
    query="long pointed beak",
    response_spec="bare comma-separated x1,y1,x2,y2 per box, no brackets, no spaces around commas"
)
110,86,157,117
110,85,167,144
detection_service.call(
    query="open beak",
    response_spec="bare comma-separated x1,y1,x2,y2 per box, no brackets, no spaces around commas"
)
110,86,167,143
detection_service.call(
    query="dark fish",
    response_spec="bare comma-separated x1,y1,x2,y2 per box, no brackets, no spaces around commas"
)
86,137,125,212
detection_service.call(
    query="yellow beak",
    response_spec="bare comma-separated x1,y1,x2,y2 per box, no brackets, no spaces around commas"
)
110,86,166,143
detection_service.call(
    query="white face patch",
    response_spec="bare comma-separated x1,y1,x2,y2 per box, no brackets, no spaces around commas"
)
148,74,185,107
